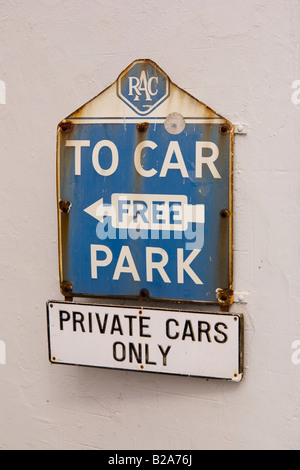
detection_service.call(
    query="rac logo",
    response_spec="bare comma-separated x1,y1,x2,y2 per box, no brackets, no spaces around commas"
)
117,60,169,115
128,72,158,102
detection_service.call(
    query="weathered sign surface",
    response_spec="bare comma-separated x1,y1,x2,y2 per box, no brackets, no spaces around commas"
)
47,301,243,381
57,59,234,305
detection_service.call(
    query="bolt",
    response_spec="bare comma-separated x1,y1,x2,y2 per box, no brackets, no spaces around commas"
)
140,288,149,298
216,288,233,305
220,209,230,218
59,120,74,133
219,123,231,134
136,122,149,133
61,282,73,295
59,200,71,214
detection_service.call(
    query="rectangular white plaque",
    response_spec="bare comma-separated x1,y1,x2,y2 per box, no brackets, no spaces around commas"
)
47,301,243,381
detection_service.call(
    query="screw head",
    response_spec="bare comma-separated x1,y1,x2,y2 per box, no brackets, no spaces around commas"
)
59,120,74,133
219,123,232,134
140,288,149,298
220,209,230,218
61,282,73,295
136,122,149,133
59,200,71,214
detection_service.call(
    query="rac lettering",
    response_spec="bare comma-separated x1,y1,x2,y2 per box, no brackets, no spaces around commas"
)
128,71,158,102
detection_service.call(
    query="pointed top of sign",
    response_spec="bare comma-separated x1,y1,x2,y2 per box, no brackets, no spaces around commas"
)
68,59,228,122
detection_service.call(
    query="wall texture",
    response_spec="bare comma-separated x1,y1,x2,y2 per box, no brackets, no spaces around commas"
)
0,0,299,450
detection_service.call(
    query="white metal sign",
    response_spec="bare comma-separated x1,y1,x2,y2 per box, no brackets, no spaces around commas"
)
47,301,243,381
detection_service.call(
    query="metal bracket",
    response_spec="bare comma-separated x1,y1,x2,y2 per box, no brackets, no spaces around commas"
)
234,123,248,135
233,291,249,304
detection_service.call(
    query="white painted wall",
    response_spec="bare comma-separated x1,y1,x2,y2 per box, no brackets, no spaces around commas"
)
0,0,299,450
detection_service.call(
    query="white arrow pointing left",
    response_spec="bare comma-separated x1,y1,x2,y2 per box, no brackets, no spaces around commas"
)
84,193,204,231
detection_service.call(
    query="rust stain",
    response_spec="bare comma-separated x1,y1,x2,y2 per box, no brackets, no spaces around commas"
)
60,281,73,296
59,200,71,214
133,120,150,195
215,122,234,308
56,121,75,294
59,208,71,295
130,121,150,297
219,122,233,134
136,122,149,133
216,287,234,307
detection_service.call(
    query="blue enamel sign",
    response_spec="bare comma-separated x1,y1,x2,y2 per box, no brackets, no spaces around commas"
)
57,59,234,305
